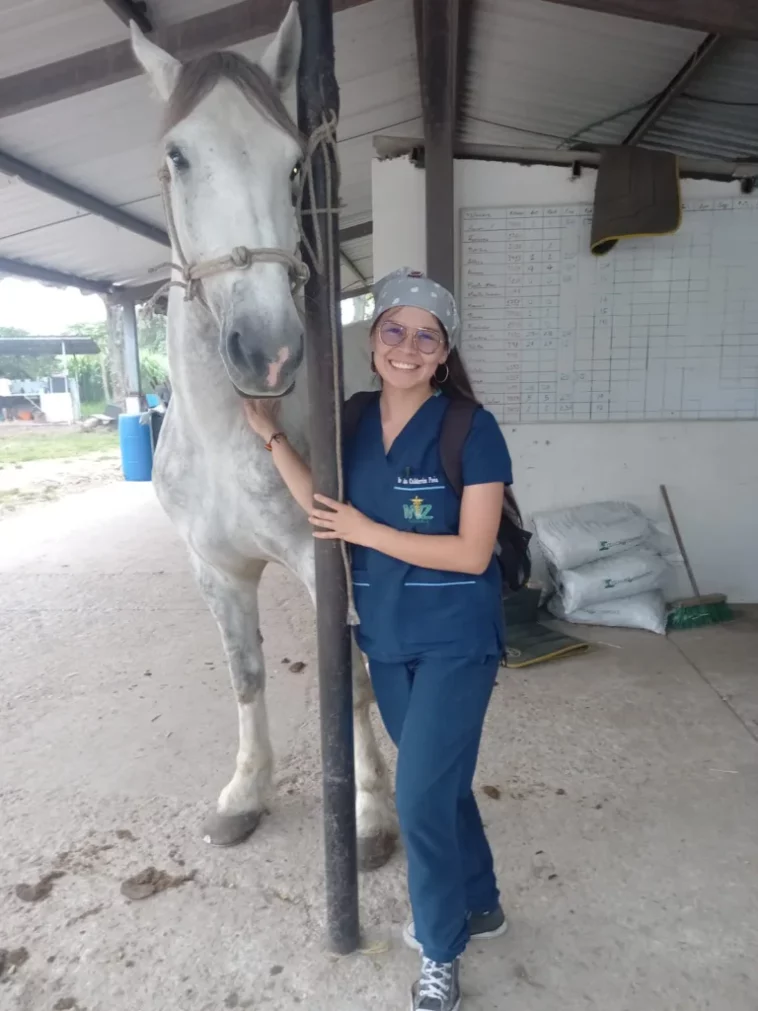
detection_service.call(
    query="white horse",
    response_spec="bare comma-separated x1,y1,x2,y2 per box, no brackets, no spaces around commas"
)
131,5,396,869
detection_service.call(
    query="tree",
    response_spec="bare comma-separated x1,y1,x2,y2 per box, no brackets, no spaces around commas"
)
64,308,169,407
137,308,167,354
136,307,169,391
104,301,127,407
65,320,111,402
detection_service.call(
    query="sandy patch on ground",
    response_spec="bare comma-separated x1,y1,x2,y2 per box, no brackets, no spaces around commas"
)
0,452,121,516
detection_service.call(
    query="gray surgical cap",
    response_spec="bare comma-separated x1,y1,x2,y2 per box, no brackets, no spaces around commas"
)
371,268,460,348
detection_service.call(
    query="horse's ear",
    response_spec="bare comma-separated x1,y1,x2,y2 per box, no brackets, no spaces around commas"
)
131,22,181,101
259,1,301,93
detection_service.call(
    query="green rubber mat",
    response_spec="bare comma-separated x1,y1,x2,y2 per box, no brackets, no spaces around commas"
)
504,620,590,669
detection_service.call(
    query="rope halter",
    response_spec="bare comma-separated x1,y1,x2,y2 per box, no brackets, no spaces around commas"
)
153,164,310,311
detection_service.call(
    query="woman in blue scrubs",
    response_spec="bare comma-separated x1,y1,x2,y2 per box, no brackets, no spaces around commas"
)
244,268,513,1011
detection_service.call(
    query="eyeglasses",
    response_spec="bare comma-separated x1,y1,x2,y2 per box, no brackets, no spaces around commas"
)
378,321,443,355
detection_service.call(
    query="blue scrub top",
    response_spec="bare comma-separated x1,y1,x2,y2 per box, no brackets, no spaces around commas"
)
345,393,513,663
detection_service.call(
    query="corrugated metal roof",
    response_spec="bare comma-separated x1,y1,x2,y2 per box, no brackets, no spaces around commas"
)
0,0,415,291
464,0,703,149
2,0,758,298
0,1,124,77
0,204,167,286
641,38,758,161
464,1,758,162
0,0,239,77
0,337,99,355
340,232,372,292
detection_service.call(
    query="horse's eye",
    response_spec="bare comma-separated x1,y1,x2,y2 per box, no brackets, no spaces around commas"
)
290,162,301,183
167,146,189,171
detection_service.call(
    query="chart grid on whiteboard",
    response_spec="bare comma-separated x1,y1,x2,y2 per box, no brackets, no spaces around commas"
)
460,198,758,423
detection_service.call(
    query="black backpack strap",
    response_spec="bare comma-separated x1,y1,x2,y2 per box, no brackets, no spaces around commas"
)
441,398,532,594
343,390,379,445
439,398,478,497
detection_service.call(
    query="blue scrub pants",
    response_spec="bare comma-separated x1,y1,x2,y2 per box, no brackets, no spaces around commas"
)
369,654,501,964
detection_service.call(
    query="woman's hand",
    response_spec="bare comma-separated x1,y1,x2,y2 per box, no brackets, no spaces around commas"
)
309,494,377,546
242,397,281,442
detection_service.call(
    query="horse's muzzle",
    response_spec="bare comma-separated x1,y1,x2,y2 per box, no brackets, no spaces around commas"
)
222,329,304,397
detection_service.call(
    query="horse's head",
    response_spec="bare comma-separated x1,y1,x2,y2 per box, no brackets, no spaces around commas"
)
133,4,305,397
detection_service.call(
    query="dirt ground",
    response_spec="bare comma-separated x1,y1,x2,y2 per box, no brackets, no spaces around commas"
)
0,426,120,516
1,483,757,1011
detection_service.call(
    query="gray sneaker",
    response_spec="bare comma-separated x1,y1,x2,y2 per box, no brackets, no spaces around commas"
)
411,957,461,1011
403,905,508,952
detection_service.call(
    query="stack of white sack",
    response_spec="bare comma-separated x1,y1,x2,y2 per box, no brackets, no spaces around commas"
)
533,501,668,635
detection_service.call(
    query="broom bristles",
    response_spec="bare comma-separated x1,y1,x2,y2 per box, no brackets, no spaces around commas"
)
667,599,733,630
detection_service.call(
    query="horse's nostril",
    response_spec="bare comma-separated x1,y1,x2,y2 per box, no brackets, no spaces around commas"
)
227,330,243,363
249,348,267,376
227,332,267,376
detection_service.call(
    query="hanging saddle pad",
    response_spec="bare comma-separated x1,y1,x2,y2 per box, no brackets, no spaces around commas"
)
591,146,681,256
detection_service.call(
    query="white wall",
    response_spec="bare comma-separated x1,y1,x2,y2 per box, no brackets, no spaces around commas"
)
372,157,758,601
40,391,75,425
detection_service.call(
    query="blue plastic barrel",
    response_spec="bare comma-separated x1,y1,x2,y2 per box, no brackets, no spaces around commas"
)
119,412,153,482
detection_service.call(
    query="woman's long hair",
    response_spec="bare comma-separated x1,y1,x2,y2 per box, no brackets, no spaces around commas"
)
433,347,478,403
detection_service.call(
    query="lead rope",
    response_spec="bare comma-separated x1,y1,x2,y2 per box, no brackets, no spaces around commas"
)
298,113,359,627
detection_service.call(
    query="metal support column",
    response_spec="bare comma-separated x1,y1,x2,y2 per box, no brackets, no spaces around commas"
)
415,0,459,291
121,297,142,414
296,0,360,956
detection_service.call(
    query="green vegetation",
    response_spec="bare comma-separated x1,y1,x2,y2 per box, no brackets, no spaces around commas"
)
81,400,107,418
0,429,118,467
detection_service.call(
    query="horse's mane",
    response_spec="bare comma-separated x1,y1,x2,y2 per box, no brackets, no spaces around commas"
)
164,49,303,150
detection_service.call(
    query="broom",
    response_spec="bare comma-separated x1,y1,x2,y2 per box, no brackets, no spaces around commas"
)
660,484,733,630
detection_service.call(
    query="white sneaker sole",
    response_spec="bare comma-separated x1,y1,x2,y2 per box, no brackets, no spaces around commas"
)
402,916,509,953
410,991,461,1011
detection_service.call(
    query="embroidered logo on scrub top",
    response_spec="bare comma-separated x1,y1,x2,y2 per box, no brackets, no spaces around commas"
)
403,495,433,523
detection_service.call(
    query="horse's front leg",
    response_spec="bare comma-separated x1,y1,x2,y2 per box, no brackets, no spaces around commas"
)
352,642,398,871
192,553,273,846
293,551,397,871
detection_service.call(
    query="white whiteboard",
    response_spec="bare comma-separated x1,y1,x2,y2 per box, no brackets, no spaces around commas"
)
460,197,758,423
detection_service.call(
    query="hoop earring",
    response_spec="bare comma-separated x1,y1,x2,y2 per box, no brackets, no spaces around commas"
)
435,362,450,384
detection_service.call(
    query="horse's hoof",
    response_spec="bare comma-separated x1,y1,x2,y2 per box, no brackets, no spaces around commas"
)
358,831,397,872
203,810,262,847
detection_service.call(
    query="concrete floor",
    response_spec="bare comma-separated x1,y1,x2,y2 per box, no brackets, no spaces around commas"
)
1,484,757,1011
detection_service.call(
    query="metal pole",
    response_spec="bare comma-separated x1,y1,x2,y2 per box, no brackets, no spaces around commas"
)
296,0,360,956
120,297,142,415
415,0,458,291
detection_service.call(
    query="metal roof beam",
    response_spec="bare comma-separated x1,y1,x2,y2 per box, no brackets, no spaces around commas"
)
0,337,101,355
455,1,475,138
0,145,365,251
338,220,372,243
340,249,369,286
622,33,725,146
101,0,152,33
540,0,758,38
0,148,169,247
373,134,758,181
0,256,113,294
414,0,460,292
0,0,373,120
340,283,372,299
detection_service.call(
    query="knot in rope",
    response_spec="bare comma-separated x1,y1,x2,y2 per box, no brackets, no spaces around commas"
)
231,246,252,268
